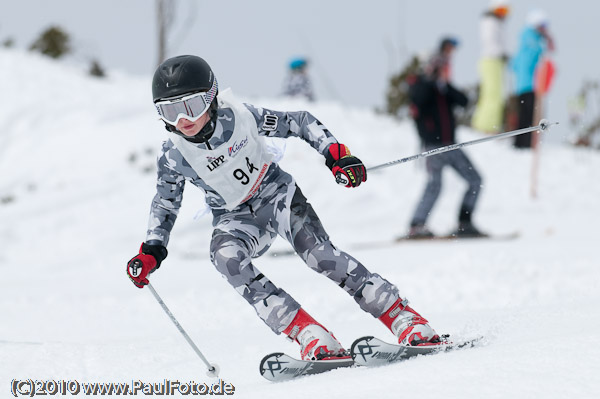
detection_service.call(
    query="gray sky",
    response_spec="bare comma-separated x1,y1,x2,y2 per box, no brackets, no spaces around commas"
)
1,0,592,139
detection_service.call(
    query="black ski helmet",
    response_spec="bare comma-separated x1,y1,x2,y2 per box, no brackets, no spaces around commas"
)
152,55,217,101
152,55,219,142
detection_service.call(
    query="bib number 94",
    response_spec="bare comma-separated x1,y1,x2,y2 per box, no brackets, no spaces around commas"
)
233,157,258,185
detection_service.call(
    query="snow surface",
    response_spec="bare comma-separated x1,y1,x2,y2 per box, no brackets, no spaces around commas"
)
1,49,599,398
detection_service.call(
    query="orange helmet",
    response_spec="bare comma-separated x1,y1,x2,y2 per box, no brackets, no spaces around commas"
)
490,1,510,17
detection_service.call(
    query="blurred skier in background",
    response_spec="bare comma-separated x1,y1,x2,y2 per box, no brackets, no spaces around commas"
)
511,9,555,148
407,38,485,239
126,55,443,362
282,57,315,101
471,0,511,134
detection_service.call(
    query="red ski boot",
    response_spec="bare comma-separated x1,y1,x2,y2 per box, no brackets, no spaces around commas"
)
379,298,441,346
283,308,348,360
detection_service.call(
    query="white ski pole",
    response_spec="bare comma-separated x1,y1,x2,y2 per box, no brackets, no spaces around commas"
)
368,119,558,172
147,282,220,378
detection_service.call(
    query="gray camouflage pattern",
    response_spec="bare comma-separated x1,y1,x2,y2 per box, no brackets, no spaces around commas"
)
145,97,399,334
146,102,336,245
210,166,399,333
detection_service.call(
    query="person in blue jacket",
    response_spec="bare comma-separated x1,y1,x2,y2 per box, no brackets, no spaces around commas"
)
282,57,315,101
511,9,554,148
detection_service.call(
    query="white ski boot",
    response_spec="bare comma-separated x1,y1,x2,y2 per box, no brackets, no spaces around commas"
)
283,308,348,360
380,298,441,346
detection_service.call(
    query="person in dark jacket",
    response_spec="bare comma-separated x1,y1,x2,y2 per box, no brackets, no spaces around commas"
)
407,38,485,238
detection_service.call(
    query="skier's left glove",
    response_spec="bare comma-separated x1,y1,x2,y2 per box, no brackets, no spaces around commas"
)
126,242,168,288
325,143,367,188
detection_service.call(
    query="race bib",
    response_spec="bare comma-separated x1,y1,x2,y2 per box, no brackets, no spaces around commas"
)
170,89,273,210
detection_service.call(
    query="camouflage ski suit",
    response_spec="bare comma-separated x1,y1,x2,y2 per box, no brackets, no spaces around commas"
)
145,91,399,334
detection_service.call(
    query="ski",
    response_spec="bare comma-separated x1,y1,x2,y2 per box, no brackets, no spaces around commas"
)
259,335,483,381
393,231,520,243
269,232,520,257
259,352,354,382
350,335,484,367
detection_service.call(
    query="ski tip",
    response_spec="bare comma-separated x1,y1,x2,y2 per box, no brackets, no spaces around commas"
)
259,352,285,366
259,352,286,380
350,336,375,361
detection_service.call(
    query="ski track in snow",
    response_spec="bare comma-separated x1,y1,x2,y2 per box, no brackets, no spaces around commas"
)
1,49,599,398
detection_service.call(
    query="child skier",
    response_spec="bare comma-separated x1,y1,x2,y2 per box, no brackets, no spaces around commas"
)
127,55,441,361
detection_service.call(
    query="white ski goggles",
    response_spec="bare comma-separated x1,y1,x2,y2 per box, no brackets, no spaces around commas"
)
154,80,218,126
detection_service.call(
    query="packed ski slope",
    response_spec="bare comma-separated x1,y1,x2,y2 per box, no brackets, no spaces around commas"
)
1,49,599,398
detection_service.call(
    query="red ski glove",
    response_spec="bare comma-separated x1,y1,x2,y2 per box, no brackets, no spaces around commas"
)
325,143,367,188
126,243,168,288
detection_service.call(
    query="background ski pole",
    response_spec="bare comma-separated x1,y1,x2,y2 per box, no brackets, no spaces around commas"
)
367,119,558,172
147,282,220,378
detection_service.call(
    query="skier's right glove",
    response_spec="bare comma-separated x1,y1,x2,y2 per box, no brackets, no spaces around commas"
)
127,242,168,288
